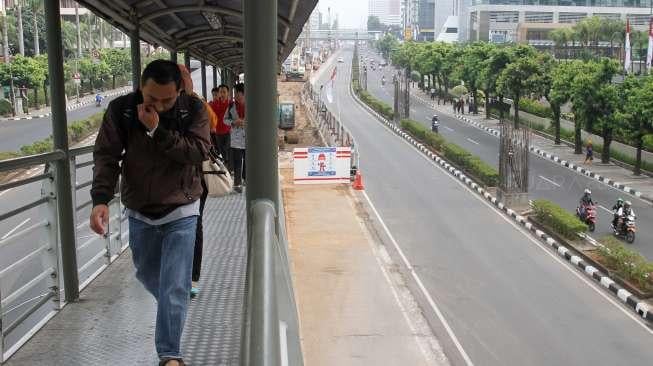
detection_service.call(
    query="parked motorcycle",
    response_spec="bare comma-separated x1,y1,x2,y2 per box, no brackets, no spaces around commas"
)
612,214,637,243
576,204,597,232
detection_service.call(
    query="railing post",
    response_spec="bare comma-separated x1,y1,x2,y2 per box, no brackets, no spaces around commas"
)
41,164,64,308
44,0,79,302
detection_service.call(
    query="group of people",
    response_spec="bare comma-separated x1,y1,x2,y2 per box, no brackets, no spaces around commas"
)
578,189,635,232
89,59,248,366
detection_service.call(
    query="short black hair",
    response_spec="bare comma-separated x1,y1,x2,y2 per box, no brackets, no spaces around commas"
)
141,60,182,90
234,83,244,95
212,84,229,93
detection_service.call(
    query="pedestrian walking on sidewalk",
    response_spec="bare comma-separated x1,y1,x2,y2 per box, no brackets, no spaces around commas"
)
209,85,232,168
90,59,211,366
584,140,594,165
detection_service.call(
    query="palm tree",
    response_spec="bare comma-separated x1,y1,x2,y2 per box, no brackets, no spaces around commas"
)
26,0,41,55
16,1,24,55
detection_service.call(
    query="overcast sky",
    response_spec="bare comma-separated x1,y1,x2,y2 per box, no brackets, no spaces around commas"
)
316,0,369,29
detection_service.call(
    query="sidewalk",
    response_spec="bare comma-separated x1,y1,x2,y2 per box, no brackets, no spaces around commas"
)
411,87,653,204
0,86,131,122
280,161,448,366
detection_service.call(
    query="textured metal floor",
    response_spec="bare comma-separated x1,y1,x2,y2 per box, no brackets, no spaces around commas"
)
5,194,247,366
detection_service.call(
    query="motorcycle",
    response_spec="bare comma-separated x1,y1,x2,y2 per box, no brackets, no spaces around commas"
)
381,78,385,86
613,214,637,243
576,204,597,232
430,117,439,133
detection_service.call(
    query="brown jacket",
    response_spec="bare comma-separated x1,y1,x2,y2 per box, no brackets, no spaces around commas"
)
91,91,211,219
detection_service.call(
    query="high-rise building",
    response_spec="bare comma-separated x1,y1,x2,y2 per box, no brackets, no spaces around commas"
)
466,0,652,43
417,0,436,40
369,0,402,26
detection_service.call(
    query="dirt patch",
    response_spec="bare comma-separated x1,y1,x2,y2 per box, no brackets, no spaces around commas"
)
277,78,323,149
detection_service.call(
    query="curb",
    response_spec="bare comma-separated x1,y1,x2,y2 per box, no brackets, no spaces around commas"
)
1,88,130,121
454,113,653,205
351,84,653,323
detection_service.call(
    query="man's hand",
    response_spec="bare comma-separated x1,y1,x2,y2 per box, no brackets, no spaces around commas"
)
90,204,109,236
138,104,159,131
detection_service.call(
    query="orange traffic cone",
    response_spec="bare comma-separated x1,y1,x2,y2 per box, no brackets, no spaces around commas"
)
353,170,365,190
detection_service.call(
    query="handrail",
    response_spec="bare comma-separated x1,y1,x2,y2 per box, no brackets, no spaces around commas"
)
0,150,65,173
242,199,303,366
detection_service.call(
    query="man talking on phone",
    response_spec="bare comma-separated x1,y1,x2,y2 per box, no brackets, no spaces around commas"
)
89,60,210,366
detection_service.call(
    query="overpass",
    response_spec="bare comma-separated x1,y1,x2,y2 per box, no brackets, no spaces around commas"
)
299,29,371,41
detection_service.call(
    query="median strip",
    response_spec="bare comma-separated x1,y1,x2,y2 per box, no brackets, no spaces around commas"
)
350,79,653,324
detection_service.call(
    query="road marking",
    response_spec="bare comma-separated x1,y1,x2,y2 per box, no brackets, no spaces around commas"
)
347,88,653,334
442,126,453,132
2,218,31,240
362,191,475,366
599,205,613,214
0,188,12,197
538,175,561,187
466,138,480,145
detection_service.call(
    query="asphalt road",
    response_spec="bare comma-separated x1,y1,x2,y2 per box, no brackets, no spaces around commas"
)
315,47,653,366
360,50,653,260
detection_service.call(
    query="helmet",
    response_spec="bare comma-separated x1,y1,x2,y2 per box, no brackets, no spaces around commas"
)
584,188,591,195
624,201,632,208
617,198,624,204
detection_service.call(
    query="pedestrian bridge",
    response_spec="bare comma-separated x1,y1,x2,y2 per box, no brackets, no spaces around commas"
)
0,0,316,365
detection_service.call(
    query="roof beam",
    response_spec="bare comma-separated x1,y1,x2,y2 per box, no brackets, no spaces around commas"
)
178,35,243,49
139,5,290,28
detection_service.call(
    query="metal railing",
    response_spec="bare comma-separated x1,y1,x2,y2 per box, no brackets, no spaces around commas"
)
301,82,360,176
0,146,127,362
242,199,303,366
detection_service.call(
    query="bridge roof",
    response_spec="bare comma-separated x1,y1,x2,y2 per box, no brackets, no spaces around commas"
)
76,0,318,73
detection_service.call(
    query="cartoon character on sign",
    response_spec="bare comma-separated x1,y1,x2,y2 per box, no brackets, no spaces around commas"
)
318,153,326,172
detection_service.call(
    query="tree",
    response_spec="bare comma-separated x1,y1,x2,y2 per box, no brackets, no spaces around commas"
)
621,75,653,175
101,48,131,88
0,55,47,111
376,34,398,61
367,16,382,31
549,61,577,145
533,52,562,143
455,42,493,114
496,45,541,128
79,57,110,91
479,45,510,119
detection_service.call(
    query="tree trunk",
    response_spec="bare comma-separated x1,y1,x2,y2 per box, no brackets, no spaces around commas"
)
601,126,612,164
552,103,561,144
513,95,520,129
99,18,104,49
33,9,39,55
472,89,478,114
34,88,38,109
484,90,490,119
634,130,643,176
2,12,10,63
574,118,582,154
75,3,82,58
43,81,49,107
17,4,24,55
112,74,116,89
88,13,93,51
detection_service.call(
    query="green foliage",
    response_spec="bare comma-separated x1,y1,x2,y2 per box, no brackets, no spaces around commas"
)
598,236,653,291
0,98,12,116
356,88,393,120
101,48,131,88
531,199,588,239
79,57,110,90
376,34,399,61
0,54,47,89
0,151,20,161
519,98,553,119
451,85,468,98
367,16,382,31
17,112,103,157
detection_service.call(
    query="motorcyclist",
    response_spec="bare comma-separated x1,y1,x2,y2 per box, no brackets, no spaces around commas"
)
611,198,624,229
95,93,103,106
615,201,635,231
431,114,439,133
578,188,594,220
381,75,385,85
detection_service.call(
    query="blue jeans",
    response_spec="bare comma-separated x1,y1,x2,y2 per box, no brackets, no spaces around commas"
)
129,215,197,360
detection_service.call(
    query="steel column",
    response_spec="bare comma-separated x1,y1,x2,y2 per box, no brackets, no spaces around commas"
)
244,0,279,214
130,23,141,91
213,65,218,89
201,59,207,100
170,50,177,63
44,0,79,302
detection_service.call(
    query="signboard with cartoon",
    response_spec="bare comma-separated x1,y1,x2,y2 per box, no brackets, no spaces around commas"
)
293,147,351,184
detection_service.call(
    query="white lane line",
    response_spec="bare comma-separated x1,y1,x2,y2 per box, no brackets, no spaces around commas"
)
599,205,613,214
2,218,31,240
466,138,480,145
538,175,561,187
442,126,454,132
362,191,475,366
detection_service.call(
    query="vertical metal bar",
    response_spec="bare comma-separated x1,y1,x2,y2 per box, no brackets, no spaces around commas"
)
170,50,177,63
44,0,79,302
201,59,207,100
130,22,141,91
41,168,64,308
0,284,4,362
213,65,218,90
184,52,191,70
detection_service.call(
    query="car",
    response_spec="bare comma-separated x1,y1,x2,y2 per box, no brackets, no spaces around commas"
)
337,57,344,63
